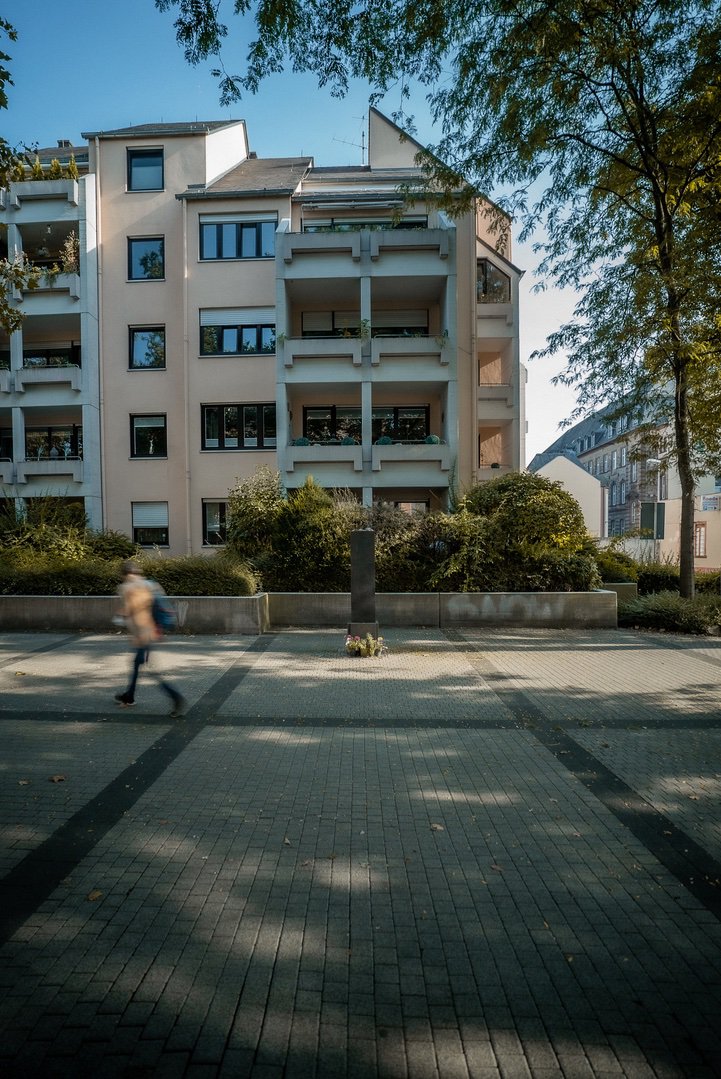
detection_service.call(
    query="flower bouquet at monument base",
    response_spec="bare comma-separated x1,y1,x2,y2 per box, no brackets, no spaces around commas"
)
345,632,387,657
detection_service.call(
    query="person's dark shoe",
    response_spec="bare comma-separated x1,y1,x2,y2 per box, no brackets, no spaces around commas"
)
114,693,135,707
169,696,187,719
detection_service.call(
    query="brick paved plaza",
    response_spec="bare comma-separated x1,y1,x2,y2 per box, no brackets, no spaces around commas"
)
1,627,721,1078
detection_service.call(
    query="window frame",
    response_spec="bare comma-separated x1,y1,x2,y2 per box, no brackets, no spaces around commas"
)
130,414,168,458
127,236,165,281
694,522,707,558
201,403,277,450
202,500,228,546
199,217,276,261
127,148,164,192
200,323,276,356
132,501,169,547
129,326,166,370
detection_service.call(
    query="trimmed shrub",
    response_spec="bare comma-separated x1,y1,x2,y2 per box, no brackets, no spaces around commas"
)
85,529,137,560
226,466,285,561
695,571,721,595
594,547,639,582
637,564,681,594
259,478,351,592
137,554,258,596
461,472,588,552
0,554,119,596
619,591,721,634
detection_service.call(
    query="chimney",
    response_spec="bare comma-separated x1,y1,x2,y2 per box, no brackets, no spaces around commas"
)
57,139,71,148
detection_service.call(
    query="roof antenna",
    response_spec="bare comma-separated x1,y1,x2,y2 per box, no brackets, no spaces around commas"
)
332,114,367,164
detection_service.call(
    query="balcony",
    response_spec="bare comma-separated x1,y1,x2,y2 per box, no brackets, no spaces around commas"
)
477,383,515,419
286,442,363,473
372,441,450,471
5,178,79,210
15,364,81,393
0,460,14,483
370,335,449,370
16,456,83,483
0,368,10,394
282,336,362,371
13,272,80,315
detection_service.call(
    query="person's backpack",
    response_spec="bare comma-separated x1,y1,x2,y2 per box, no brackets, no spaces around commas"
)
148,581,178,633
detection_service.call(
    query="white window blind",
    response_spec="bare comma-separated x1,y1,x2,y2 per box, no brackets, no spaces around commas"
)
199,212,277,224
372,310,428,328
132,502,168,527
200,307,275,326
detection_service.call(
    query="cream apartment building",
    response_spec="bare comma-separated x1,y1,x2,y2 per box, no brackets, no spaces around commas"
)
0,143,101,526
2,110,525,554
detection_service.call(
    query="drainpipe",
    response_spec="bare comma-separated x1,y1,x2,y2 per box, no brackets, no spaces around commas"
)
182,196,191,553
94,136,107,530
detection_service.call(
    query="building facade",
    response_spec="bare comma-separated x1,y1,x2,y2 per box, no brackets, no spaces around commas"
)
2,110,525,555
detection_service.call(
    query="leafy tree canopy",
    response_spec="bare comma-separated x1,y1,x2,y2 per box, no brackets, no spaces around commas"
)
157,0,721,596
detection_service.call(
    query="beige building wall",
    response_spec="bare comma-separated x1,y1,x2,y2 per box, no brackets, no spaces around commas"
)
534,455,605,538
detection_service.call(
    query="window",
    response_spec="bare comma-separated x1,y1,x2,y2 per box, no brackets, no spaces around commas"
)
132,502,168,546
201,324,275,356
611,481,618,507
131,415,167,457
25,425,82,459
695,522,707,558
621,480,627,504
129,327,165,369
476,259,511,302
0,428,13,459
376,407,429,442
128,237,164,280
199,215,276,260
201,404,276,449
127,148,164,191
620,446,627,467
203,501,228,545
304,406,362,443
603,454,610,472
631,460,638,482
303,216,427,233
611,450,618,469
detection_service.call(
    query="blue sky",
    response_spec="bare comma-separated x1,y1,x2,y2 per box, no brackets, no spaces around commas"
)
3,0,578,459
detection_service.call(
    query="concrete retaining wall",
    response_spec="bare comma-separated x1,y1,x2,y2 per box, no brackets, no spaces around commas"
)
0,590,616,633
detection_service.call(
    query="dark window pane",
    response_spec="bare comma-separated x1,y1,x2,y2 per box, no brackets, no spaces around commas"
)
260,326,276,353
130,328,165,368
241,327,258,353
221,223,237,258
263,405,277,446
336,408,362,441
224,406,239,448
241,225,257,258
243,406,258,447
128,149,163,191
221,328,239,353
204,407,220,447
397,408,427,441
203,502,227,545
305,409,333,442
260,221,275,256
200,224,218,260
132,415,166,456
134,526,168,545
129,238,164,280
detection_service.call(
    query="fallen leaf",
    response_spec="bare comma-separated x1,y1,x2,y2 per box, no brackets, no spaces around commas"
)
86,889,103,902
18,779,30,786
283,836,292,846
14,671,26,677
49,774,66,783
491,864,503,872
430,823,444,832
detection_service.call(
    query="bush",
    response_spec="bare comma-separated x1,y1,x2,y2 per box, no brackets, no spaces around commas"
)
260,478,350,591
226,466,285,561
619,591,721,634
0,554,120,596
594,547,639,582
137,554,258,596
461,472,588,552
695,571,721,595
637,564,681,594
85,529,137,560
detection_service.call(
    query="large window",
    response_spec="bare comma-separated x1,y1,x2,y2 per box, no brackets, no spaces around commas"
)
128,237,165,280
131,414,167,457
127,148,164,191
199,215,276,260
201,323,275,356
477,259,511,303
25,425,82,459
129,327,166,369
0,428,13,459
303,216,427,233
202,404,276,449
203,501,228,545
301,406,429,443
132,502,168,546
304,407,362,443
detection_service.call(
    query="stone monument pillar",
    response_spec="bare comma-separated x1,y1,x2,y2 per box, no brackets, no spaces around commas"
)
348,528,379,638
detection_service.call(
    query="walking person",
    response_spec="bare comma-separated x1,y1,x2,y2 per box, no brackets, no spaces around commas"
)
114,560,186,717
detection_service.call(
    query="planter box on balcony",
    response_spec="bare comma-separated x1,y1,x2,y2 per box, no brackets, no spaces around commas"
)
286,444,363,472
283,337,361,368
15,273,80,304
0,461,14,483
370,336,448,367
8,178,78,207
16,458,83,483
15,365,81,392
279,231,361,263
372,442,450,471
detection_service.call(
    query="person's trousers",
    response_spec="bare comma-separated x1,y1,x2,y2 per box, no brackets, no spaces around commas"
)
125,645,181,704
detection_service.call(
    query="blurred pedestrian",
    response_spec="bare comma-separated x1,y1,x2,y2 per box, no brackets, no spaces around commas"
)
114,560,186,717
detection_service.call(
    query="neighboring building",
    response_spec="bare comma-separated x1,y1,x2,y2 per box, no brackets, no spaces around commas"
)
0,142,101,526
2,110,526,554
529,406,721,570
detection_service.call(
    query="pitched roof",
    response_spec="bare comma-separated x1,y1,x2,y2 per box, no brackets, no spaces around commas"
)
81,121,240,139
205,156,312,195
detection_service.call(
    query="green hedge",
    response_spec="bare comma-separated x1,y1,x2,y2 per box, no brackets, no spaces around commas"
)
619,591,721,634
138,555,258,596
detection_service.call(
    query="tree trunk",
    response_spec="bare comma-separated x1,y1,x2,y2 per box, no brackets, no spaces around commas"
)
675,372,696,600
